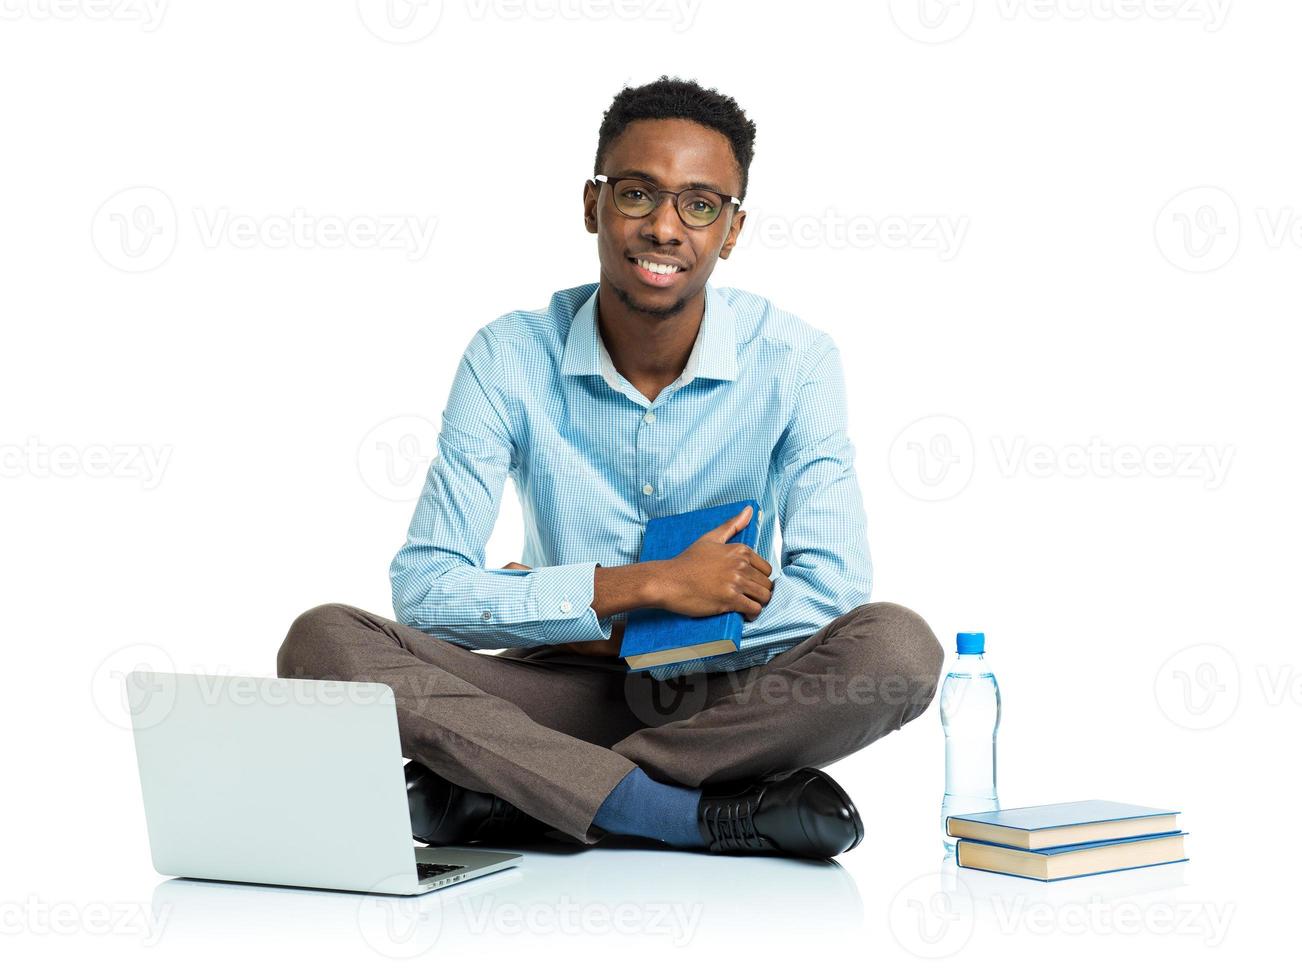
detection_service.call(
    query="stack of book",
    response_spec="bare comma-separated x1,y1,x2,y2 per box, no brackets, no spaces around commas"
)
948,800,1189,882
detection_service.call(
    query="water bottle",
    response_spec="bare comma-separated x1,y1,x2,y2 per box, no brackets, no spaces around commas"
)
940,631,1001,853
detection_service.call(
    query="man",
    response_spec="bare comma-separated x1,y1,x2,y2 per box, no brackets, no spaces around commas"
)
278,75,943,859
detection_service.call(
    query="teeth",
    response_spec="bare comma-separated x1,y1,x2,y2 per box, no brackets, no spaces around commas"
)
636,258,680,275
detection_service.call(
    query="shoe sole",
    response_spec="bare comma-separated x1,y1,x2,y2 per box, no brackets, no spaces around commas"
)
793,767,864,854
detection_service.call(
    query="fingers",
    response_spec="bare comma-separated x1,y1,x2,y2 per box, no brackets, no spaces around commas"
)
705,504,752,543
740,546,772,577
737,568,774,605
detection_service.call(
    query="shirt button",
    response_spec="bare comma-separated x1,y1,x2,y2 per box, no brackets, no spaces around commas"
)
559,600,572,614
642,483,654,495
481,610,492,621
643,411,655,424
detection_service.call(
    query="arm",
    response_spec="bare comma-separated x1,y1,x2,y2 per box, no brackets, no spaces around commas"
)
741,336,872,653
389,328,616,649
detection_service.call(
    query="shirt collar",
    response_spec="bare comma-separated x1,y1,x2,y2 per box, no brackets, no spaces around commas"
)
561,281,738,387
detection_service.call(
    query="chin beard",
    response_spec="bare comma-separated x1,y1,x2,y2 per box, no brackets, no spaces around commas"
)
611,281,689,321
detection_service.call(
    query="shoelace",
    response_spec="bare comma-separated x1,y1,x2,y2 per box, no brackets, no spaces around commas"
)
702,797,767,850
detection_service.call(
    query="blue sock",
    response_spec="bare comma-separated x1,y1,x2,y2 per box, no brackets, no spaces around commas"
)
593,767,705,848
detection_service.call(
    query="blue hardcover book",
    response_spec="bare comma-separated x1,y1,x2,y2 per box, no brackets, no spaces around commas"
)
955,831,1189,882
946,800,1181,850
619,499,763,671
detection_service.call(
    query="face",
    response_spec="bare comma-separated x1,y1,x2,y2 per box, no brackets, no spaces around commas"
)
584,117,746,319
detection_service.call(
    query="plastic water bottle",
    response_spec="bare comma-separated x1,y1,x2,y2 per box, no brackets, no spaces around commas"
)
940,631,1001,853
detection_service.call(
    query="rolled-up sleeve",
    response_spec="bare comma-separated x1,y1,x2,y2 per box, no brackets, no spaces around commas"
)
389,328,613,649
740,336,873,655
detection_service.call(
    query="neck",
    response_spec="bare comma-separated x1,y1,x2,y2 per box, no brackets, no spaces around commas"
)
595,273,706,398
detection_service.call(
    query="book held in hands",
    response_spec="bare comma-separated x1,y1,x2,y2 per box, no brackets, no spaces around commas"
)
619,499,764,671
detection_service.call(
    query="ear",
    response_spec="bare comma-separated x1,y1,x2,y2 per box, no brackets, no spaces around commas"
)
583,179,599,234
717,209,746,260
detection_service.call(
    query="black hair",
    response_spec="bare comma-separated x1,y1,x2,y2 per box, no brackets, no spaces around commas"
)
593,75,757,203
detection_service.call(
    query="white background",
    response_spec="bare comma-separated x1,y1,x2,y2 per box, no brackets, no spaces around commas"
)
2,0,1296,974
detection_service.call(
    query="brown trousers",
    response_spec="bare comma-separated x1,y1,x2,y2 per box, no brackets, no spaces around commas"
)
276,601,943,844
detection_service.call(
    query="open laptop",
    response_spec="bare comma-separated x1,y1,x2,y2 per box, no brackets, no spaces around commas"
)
127,670,522,896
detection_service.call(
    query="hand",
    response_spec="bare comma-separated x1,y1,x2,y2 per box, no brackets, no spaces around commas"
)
500,562,624,657
653,505,774,621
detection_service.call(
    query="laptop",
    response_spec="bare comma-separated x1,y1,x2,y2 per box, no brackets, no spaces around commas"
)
127,670,522,896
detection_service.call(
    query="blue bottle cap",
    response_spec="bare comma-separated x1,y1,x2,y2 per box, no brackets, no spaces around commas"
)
956,632,985,655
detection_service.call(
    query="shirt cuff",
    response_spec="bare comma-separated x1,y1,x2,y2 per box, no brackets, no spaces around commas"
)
530,560,611,641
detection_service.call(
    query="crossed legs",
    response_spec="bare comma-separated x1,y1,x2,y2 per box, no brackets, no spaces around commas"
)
276,601,942,844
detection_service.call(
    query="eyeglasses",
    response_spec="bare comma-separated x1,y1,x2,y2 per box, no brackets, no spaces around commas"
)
593,174,741,229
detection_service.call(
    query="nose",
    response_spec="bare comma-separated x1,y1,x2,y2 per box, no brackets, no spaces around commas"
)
642,192,685,241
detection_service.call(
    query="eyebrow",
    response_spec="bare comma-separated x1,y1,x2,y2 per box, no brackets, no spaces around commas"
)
612,169,732,197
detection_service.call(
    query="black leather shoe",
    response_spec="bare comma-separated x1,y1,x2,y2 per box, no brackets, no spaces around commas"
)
405,760,554,846
696,767,864,858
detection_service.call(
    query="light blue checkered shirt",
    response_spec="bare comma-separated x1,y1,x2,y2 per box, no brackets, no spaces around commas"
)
390,280,873,680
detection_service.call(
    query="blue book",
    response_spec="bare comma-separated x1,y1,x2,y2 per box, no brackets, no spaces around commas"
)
946,800,1181,850
619,499,763,672
955,831,1189,882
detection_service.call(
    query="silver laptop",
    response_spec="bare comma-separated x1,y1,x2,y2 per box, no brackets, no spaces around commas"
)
127,670,522,896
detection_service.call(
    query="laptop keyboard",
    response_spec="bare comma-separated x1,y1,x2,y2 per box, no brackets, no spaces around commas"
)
417,861,467,881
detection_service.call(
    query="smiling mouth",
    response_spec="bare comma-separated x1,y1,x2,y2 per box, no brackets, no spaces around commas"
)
628,256,685,286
